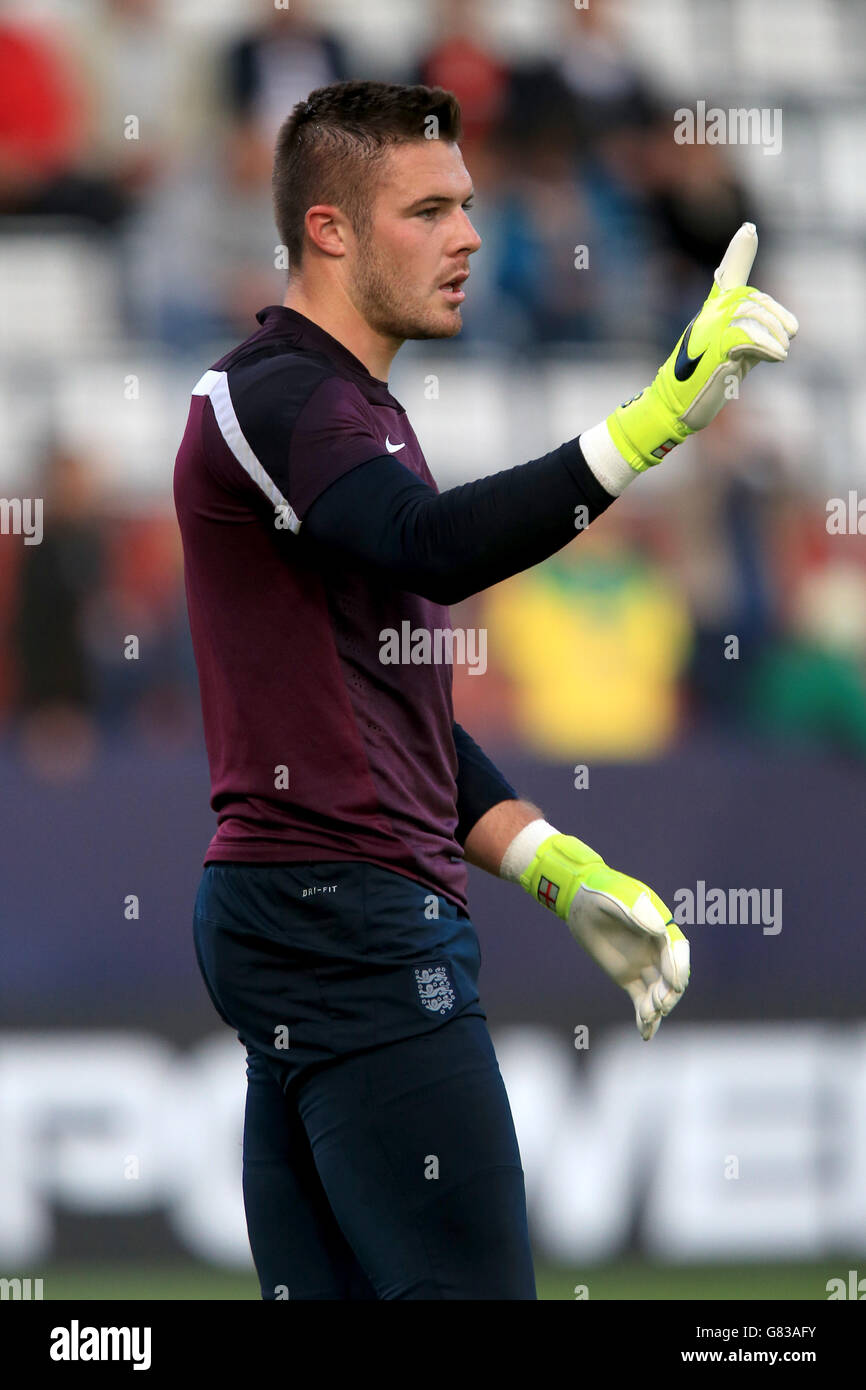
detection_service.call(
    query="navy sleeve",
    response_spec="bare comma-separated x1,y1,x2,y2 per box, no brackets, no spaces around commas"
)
302,436,615,605
452,722,519,846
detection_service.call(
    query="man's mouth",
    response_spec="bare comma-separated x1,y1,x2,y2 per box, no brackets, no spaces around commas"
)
439,271,468,303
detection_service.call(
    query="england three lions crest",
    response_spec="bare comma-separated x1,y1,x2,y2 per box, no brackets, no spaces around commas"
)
414,965,456,1014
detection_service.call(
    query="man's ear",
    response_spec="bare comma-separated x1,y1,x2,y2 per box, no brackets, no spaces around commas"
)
303,205,348,259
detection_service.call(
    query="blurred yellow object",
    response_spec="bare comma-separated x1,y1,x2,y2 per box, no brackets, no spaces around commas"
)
486,548,691,759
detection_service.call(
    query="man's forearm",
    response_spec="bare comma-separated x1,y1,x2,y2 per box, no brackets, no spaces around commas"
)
463,797,544,876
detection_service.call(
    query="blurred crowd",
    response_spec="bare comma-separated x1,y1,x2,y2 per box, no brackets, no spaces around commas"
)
0,0,755,350
1,0,864,776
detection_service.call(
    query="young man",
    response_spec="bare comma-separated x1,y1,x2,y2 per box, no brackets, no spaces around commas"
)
173,80,797,1300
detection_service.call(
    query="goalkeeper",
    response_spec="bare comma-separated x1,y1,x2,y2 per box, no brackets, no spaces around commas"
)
175,80,797,1301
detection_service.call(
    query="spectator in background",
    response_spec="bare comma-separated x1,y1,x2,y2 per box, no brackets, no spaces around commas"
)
550,6,755,349
485,4,660,347
74,0,200,202
224,0,349,164
555,1,656,139
10,446,106,779
405,2,510,350
0,14,126,227
219,0,351,322
671,407,786,732
68,0,215,337
124,0,353,348
481,521,691,761
482,4,754,352
745,560,866,760
484,36,592,346
485,123,605,347
79,514,202,750
639,111,756,348
552,3,663,345
413,0,507,173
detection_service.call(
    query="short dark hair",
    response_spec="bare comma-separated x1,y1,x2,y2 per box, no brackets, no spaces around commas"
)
272,79,463,270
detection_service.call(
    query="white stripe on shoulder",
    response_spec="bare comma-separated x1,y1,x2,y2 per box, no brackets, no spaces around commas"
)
192,368,301,534
191,369,222,396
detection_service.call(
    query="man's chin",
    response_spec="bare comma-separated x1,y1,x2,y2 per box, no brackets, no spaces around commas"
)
405,309,464,341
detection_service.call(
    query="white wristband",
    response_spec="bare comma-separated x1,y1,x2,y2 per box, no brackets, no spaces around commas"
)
499,818,560,882
579,420,638,497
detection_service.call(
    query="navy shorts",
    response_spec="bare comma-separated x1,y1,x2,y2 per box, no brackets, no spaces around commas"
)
193,859,487,1089
192,860,537,1299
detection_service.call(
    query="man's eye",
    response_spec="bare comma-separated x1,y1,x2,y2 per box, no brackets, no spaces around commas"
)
416,201,474,218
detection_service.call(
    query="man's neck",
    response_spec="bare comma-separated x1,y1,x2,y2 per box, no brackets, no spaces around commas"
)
282,282,402,384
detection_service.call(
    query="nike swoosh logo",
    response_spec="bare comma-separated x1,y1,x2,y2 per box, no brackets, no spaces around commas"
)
385,436,405,453
673,314,705,381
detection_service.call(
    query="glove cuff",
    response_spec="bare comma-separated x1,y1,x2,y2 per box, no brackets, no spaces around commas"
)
499,818,559,882
578,420,640,497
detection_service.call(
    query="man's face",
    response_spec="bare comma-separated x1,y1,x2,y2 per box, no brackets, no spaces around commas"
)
347,139,481,342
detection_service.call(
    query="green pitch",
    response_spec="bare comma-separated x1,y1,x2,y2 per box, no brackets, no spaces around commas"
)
16,1260,843,1300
